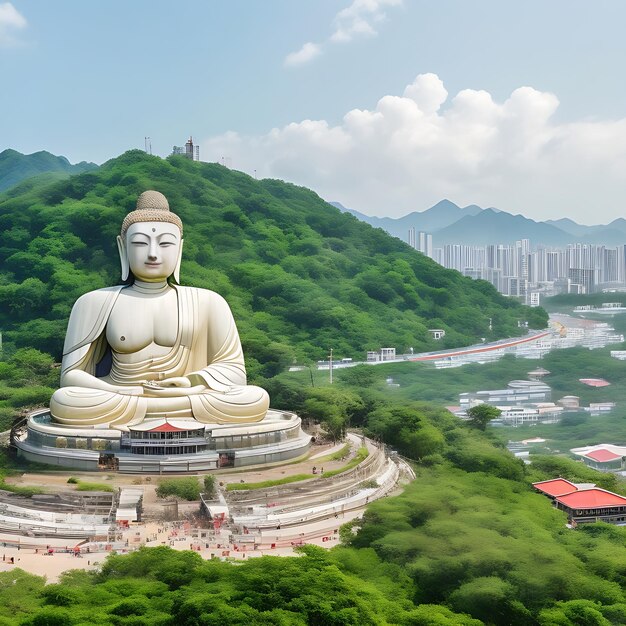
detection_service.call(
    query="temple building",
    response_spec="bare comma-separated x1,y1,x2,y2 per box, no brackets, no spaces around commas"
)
534,479,626,526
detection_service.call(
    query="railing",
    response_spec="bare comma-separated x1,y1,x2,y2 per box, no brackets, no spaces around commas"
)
122,437,207,447
228,447,388,514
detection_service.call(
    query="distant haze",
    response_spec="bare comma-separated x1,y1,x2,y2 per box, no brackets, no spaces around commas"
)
333,199,626,247
0,149,97,193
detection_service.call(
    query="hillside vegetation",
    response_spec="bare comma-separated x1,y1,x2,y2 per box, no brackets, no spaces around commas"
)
0,150,546,380
0,149,97,194
5,364,626,624
4,151,600,625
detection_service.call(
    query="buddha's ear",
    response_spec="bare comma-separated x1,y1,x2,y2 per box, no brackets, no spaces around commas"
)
117,235,130,282
174,239,184,284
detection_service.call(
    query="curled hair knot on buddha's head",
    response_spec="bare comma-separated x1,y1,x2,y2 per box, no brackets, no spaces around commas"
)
120,190,183,238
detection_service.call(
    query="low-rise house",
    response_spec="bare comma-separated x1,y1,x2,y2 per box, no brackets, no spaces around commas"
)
555,489,626,526
571,444,626,472
533,478,626,526
587,402,615,414
558,395,580,410
459,380,551,408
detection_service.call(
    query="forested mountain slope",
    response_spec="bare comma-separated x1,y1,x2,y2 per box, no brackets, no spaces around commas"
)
0,149,97,193
0,150,546,378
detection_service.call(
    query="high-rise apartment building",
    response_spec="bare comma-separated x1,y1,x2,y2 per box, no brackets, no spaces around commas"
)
408,227,416,249
418,231,433,258
427,238,626,298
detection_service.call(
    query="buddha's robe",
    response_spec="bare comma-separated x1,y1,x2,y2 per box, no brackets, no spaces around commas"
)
50,286,269,428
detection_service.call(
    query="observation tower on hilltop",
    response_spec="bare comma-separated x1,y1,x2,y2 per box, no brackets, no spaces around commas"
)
171,136,200,161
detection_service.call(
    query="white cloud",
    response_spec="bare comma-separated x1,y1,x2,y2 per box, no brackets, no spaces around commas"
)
284,42,322,67
0,2,26,47
331,0,402,43
284,0,401,67
403,73,448,115
201,73,626,223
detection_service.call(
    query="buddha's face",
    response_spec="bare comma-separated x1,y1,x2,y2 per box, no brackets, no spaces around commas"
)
126,221,181,282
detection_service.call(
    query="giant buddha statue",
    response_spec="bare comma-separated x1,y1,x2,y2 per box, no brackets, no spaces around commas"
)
50,190,270,429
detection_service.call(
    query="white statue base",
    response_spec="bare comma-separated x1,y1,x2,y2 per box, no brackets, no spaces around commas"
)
14,409,311,473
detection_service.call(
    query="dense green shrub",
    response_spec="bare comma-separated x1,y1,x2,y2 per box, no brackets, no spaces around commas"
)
155,477,200,501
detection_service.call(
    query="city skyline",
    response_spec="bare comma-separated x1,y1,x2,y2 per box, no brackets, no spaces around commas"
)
3,1,626,223
410,230,626,301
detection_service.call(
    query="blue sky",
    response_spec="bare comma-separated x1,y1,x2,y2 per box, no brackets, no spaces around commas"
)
2,1,626,223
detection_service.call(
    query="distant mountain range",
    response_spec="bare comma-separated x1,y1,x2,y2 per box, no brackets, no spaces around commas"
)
0,149,98,193
330,200,626,247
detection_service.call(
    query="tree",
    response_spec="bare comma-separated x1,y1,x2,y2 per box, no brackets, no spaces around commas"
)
466,404,501,430
203,474,216,497
302,387,364,442
365,404,445,460
449,576,534,625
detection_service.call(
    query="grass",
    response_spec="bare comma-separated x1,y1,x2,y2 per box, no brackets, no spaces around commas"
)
321,446,369,478
315,443,351,463
74,481,115,492
0,474,45,496
226,446,370,491
226,473,313,491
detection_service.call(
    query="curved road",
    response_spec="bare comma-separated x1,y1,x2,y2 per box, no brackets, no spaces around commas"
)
407,331,552,362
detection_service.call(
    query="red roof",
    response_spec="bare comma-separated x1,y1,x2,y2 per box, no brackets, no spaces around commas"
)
146,423,191,432
579,378,610,387
585,449,622,462
556,488,626,509
533,479,578,497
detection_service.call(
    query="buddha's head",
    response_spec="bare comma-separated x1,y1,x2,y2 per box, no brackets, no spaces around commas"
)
117,191,184,283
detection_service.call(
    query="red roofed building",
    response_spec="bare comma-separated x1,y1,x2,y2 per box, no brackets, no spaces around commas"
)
532,478,578,498
572,444,626,473
147,422,193,433
122,419,208,456
579,378,610,387
555,488,626,525
578,448,626,472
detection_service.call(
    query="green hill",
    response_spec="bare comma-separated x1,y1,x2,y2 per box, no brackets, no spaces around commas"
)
0,150,546,378
0,148,97,193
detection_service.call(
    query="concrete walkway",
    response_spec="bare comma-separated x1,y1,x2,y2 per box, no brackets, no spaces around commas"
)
0,434,414,582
